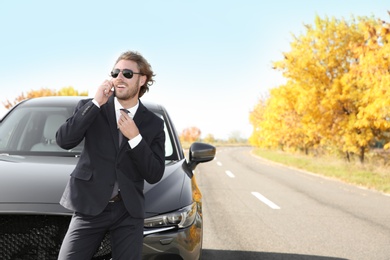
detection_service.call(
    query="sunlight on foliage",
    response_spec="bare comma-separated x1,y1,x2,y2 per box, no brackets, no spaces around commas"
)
2,86,88,109
250,14,390,164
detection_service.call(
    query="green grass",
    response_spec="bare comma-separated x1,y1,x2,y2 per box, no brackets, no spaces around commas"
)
252,148,390,194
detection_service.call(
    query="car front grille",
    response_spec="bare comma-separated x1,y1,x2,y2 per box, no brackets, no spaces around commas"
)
0,215,111,260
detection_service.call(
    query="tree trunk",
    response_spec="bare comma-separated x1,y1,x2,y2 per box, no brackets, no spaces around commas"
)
359,146,365,164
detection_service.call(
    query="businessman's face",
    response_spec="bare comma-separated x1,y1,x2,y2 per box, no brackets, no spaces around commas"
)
112,59,146,101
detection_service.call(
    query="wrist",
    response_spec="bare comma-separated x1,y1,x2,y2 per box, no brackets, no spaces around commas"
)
92,99,101,108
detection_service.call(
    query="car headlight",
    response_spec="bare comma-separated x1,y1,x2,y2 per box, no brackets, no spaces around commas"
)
144,202,197,229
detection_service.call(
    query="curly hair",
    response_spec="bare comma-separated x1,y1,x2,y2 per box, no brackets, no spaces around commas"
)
115,51,155,98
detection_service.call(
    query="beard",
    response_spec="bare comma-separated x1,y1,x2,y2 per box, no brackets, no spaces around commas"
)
115,78,140,101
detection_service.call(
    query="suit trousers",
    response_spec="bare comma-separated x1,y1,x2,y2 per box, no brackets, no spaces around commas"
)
57,201,144,260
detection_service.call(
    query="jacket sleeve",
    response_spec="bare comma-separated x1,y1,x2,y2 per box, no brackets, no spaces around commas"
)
127,118,165,184
56,99,100,150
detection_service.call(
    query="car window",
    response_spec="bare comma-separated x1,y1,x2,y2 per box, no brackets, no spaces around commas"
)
0,104,177,162
0,106,81,155
155,114,173,159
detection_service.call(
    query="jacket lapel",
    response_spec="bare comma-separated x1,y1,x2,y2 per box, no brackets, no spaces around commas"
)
103,96,120,150
133,100,145,128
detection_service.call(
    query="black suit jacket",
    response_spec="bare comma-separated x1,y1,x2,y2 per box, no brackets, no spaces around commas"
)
56,97,165,218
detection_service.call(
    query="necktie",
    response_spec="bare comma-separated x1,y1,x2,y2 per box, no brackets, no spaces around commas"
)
118,109,130,144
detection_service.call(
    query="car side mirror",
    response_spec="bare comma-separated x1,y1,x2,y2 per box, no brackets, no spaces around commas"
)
188,142,216,171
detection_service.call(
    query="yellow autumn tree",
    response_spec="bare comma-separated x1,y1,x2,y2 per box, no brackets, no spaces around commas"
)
250,14,390,163
274,15,366,150
249,97,266,147
250,84,302,151
339,18,390,161
202,133,216,144
57,86,88,97
3,86,88,109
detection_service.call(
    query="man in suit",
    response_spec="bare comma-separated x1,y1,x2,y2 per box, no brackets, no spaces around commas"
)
57,51,165,260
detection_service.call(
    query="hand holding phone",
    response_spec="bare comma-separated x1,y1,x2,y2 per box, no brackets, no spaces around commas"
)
94,80,114,106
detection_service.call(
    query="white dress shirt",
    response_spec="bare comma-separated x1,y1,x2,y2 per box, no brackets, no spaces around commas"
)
92,98,142,148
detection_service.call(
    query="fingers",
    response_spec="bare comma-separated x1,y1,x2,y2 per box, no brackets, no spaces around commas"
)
118,115,139,139
118,113,131,127
94,80,113,106
102,80,114,97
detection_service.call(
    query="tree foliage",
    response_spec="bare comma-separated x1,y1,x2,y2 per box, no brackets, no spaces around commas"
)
250,14,390,163
203,133,216,144
3,86,88,109
180,126,201,143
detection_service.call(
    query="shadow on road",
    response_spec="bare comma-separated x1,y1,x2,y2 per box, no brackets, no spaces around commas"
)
202,249,348,260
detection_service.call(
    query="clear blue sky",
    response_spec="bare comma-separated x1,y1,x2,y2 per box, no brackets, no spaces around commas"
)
0,1,388,139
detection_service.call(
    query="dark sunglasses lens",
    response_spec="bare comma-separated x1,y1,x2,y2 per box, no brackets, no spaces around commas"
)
122,69,133,79
111,69,120,78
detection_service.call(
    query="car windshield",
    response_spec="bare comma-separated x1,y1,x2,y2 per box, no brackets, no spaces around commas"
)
0,105,81,156
0,102,175,161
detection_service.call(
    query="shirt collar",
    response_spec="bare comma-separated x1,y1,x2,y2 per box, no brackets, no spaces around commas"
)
114,97,139,116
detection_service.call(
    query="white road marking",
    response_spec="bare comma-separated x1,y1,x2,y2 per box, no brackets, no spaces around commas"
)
225,170,235,178
251,192,281,209
217,161,222,166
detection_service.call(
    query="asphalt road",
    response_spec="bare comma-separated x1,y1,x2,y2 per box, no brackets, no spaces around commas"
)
196,146,390,260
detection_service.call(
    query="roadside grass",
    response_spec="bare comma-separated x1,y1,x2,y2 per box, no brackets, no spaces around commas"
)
252,148,390,195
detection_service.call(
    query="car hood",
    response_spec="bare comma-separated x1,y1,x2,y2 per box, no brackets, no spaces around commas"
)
0,155,188,216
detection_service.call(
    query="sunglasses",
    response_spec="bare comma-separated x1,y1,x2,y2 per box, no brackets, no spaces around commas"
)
111,69,143,79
